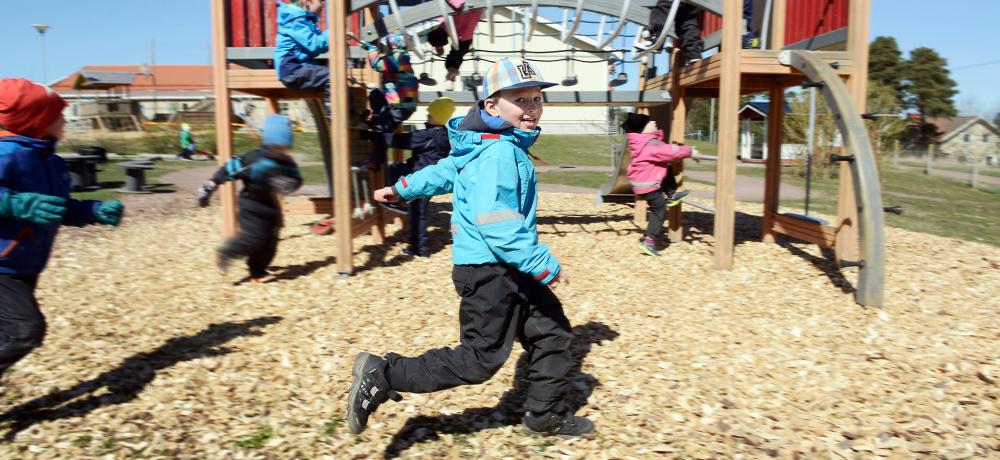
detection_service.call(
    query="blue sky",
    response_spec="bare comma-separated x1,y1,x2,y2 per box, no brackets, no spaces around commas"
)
1,0,997,117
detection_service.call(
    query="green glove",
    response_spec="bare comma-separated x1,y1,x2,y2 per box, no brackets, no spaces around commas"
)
95,199,125,226
0,192,67,225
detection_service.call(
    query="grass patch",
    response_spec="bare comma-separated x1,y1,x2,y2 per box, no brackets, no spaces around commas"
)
537,171,611,189
59,131,323,161
530,135,620,166
69,159,211,201
234,426,273,449
299,165,332,187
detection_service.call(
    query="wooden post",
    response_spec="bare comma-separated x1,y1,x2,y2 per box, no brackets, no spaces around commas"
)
329,0,353,275
837,0,871,264
713,0,744,270
633,61,651,226
925,143,935,175
211,0,238,238
668,45,687,243
264,97,280,115
892,139,899,168
762,84,784,243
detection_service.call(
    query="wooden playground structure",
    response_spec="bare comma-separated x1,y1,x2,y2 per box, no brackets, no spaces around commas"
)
210,0,885,306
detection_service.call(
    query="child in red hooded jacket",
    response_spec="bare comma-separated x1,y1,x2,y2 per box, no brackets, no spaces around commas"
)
0,78,124,380
623,112,691,256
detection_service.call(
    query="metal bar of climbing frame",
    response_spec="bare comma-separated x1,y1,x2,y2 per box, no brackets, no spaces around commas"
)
388,0,425,59
597,0,631,49
632,0,679,61
596,16,607,45
523,0,540,40
561,0,585,43
486,0,495,42
438,0,460,46
760,0,773,49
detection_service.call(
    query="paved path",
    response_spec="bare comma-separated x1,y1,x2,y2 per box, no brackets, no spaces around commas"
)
163,163,808,203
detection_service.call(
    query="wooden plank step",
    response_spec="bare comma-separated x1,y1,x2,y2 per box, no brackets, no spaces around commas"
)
771,213,837,247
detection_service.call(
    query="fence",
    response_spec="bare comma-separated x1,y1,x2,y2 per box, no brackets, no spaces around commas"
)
890,143,1000,190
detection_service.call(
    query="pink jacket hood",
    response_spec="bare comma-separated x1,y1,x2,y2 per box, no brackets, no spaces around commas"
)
625,130,692,195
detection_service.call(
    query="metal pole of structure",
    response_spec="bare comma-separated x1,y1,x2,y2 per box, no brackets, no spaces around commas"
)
150,40,158,120
32,24,49,83
709,98,716,142
805,86,816,215
926,143,934,175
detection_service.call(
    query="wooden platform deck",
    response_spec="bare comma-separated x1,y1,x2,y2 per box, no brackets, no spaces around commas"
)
645,50,853,96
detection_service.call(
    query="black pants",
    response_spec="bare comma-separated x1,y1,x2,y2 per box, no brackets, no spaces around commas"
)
385,264,574,414
389,162,432,255
427,27,474,71
642,166,678,240
367,89,416,165
649,1,703,58
408,197,430,254
0,274,45,378
642,190,668,240
220,204,281,278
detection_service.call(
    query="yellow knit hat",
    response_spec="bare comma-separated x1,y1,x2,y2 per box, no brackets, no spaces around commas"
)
427,97,455,125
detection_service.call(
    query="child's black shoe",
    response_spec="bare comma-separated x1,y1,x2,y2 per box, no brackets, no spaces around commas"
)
523,411,595,438
347,352,401,434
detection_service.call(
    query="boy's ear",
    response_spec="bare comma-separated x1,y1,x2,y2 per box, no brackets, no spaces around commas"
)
483,98,499,116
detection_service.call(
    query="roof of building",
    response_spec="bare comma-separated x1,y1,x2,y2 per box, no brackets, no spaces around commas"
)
739,101,793,119
927,116,1000,143
52,65,212,93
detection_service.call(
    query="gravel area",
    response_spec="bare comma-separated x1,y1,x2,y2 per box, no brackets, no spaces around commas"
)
1,192,997,459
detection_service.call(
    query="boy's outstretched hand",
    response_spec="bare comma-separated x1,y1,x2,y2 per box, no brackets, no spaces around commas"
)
549,268,569,286
373,186,399,203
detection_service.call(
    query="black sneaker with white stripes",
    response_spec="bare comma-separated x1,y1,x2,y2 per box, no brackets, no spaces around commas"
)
522,411,595,438
347,352,401,434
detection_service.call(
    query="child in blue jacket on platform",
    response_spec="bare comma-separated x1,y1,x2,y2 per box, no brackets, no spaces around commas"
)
350,58,593,439
0,78,124,380
275,0,330,95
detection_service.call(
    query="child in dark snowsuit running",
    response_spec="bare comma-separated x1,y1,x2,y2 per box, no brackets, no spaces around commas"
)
196,115,302,283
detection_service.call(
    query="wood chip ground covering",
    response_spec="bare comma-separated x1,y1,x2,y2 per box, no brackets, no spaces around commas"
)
1,192,997,459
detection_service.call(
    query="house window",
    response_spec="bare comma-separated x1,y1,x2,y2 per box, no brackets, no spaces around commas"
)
984,134,990,143
963,133,970,143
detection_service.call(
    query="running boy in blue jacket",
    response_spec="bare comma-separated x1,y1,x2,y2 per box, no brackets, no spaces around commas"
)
350,58,593,438
0,78,124,380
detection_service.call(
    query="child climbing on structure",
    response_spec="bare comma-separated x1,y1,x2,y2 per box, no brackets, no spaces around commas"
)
622,112,691,256
426,0,484,91
350,33,419,170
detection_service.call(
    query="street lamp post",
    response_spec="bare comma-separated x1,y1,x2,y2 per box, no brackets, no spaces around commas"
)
31,24,50,83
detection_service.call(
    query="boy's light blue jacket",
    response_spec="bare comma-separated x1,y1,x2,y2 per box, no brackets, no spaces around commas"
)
392,107,560,285
274,2,329,73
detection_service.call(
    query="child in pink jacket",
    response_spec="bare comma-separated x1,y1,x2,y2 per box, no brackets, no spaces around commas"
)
427,0,483,90
623,113,691,256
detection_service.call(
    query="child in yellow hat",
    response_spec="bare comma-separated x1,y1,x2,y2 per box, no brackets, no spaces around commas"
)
368,96,455,256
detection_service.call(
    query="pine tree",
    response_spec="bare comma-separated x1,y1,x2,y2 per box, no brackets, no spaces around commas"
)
902,47,958,119
869,36,904,103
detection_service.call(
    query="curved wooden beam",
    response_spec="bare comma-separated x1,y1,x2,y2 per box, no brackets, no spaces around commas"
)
780,49,886,307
